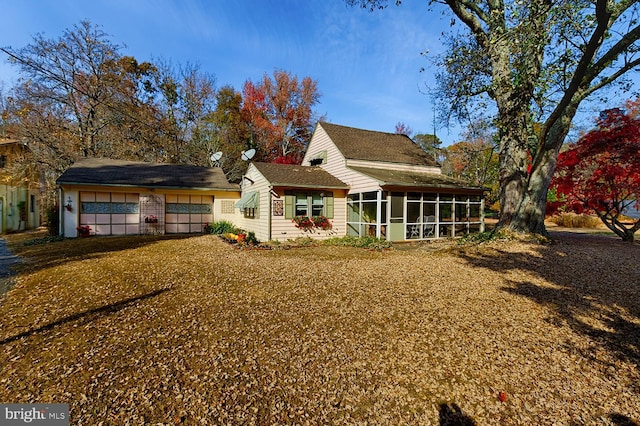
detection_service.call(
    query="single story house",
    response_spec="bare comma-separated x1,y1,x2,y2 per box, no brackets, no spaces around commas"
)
56,158,239,237
57,122,485,241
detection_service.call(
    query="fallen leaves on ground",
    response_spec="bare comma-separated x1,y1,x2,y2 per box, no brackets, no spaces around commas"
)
0,231,639,424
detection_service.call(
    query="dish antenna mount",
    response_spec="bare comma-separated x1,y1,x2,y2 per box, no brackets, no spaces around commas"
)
241,148,256,161
210,151,223,167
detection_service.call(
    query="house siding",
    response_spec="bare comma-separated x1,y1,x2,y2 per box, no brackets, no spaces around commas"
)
234,165,271,242
304,125,380,194
269,187,347,241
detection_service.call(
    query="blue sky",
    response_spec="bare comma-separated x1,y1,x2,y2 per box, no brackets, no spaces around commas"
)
2,1,632,147
0,0,465,144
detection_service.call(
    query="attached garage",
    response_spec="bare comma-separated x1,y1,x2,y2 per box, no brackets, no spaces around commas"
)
57,158,240,238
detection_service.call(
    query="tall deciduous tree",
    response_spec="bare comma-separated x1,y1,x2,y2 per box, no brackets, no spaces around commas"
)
154,61,217,164
347,0,640,235
551,103,640,242
241,70,321,163
441,121,499,207
395,122,413,136
413,132,443,162
2,21,161,173
206,85,250,182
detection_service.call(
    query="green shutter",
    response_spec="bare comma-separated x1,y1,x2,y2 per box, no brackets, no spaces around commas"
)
324,194,334,219
284,195,295,219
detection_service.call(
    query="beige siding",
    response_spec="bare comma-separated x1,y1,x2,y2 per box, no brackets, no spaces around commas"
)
235,164,271,242
270,187,348,242
346,159,441,174
305,123,442,195
302,125,345,176
304,125,380,193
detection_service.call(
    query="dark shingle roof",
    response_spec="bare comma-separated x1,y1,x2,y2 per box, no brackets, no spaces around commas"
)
348,166,485,192
56,158,239,191
319,122,439,167
253,162,348,189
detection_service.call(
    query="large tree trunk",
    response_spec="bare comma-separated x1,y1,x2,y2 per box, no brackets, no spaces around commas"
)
496,107,576,236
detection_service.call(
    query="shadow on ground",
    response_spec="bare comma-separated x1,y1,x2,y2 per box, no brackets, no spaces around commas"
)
5,232,201,276
0,287,171,345
455,231,640,365
439,403,476,425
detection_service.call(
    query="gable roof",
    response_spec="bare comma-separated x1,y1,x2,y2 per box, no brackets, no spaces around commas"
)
56,158,239,191
252,162,348,189
348,166,485,192
318,122,439,167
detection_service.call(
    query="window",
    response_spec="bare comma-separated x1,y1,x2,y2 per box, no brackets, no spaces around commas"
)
285,191,333,219
308,150,327,166
30,195,35,213
0,156,6,168
295,193,308,216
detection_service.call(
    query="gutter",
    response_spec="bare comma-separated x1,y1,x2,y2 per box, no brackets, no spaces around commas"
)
56,182,241,192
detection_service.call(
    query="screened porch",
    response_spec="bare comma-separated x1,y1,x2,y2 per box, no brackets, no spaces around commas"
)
346,190,484,241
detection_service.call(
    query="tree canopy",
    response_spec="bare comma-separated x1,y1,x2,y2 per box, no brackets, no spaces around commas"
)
551,101,640,242
0,21,321,201
347,0,640,236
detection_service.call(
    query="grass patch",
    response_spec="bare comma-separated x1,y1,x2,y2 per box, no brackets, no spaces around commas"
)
322,236,393,250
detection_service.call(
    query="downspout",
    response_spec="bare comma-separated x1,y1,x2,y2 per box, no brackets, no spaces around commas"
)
376,189,382,238
58,187,64,236
268,185,273,241
480,197,485,233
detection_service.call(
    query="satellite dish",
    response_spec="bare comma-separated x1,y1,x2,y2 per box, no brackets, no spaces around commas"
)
210,151,223,167
241,148,256,161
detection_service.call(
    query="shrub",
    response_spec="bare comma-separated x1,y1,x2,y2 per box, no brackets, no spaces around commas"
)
204,220,237,235
322,236,393,250
46,205,60,236
549,213,601,228
245,232,259,245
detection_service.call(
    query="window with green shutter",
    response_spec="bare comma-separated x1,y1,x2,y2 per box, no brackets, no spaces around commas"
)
283,191,333,219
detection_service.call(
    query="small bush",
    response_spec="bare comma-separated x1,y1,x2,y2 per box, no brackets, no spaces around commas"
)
322,236,393,250
288,236,316,247
204,220,237,235
46,205,60,236
245,232,260,245
457,231,498,244
549,213,601,228
23,235,64,246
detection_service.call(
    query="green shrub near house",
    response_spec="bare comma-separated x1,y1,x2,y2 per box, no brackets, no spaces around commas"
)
203,220,238,235
322,236,393,250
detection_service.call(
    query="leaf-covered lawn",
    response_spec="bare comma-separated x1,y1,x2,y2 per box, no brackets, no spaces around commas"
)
1,232,639,424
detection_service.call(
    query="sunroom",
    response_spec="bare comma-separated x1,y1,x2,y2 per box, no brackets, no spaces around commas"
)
345,168,485,241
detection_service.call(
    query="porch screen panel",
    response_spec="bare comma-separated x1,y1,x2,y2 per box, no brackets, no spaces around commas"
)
347,194,360,236
406,193,421,240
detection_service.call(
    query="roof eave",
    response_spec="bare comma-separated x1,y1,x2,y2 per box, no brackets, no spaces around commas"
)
270,182,348,190
57,181,240,191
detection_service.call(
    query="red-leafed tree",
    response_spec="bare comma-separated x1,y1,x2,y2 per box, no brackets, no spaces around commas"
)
395,122,413,136
551,102,640,242
241,70,320,163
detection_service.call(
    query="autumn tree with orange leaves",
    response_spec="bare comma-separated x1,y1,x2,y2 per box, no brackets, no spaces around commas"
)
241,70,321,163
